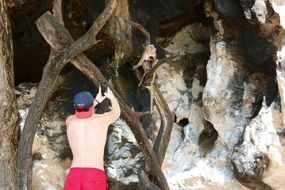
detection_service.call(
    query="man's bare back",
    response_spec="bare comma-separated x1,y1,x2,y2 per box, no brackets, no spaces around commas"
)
65,87,120,170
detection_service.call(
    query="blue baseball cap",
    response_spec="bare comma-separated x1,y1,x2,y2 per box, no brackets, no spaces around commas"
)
73,91,94,110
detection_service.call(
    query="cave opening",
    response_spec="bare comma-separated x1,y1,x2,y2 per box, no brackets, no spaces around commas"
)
10,0,211,87
11,0,113,85
241,28,279,107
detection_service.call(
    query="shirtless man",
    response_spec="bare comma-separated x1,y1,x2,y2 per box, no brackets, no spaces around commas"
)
63,86,120,190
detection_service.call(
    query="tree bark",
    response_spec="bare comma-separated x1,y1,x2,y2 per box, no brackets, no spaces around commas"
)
152,83,174,167
16,0,118,189
128,20,175,167
36,12,170,190
0,0,20,189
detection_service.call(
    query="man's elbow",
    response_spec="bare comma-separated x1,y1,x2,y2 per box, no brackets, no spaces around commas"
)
114,109,121,120
110,105,121,122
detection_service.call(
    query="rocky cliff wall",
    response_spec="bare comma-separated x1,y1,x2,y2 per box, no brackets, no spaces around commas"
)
12,0,285,189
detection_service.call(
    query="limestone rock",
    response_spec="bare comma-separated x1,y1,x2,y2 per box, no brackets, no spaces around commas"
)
162,123,247,190
157,32,248,189
203,37,248,150
231,100,285,189
157,23,210,122
156,62,189,121
271,0,285,126
105,119,143,186
165,24,210,55
271,0,285,29
32,134,70,190
239,0,269,24
252,0,268,24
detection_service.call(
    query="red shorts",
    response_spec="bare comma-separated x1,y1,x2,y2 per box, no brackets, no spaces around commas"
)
63,167,108,190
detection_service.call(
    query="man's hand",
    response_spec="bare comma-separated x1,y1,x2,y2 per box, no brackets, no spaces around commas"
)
104,87,116,100
95,86,106,103
99,87,121,123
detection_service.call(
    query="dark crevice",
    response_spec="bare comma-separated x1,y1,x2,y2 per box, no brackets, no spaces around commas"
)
183,52,210,92
240,29,278,114
11,0,113,85
198,120,218,157
277,129,285,136
250,98,263,119
264,74,278,107
177,118,190,142
177,118,189,127
173,114,177,123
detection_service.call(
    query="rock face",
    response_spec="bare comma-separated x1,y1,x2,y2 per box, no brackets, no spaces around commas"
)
105,119,143,188
155,52,247,189
232,100,285,190
203,38,247,150
153,23,245,189
272,0,285,126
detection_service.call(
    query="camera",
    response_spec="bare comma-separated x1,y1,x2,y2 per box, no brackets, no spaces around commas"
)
101,83,108,96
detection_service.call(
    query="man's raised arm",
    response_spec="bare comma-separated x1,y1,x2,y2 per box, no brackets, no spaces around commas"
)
97,87,121,124
106,88,120,120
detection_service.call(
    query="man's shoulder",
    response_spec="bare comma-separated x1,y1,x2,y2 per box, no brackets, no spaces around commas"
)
66,115,77,125
93,113,116,126
92,113,108,120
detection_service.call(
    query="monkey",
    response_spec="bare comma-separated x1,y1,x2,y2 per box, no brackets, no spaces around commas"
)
133,44,157,70
133,44,158,114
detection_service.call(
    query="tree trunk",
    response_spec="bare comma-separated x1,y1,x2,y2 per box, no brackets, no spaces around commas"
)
0,0,20,189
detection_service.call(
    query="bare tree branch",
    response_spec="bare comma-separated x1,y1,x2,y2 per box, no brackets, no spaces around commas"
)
52,0,64,26
146,55,180,78
138,167,162,190
126,20,150,46
128,20,175,167
152,83,174,167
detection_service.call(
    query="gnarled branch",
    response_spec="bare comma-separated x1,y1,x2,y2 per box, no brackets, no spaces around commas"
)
152,83,174,166
138,167,162,190
127,20,150,46
129,20,175,166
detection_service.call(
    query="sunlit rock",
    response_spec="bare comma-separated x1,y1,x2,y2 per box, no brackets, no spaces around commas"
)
203,37,248,150
156,62,189,121
165,24,210,55
105,119,143,187
232,100,285,189
271,0,285,29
